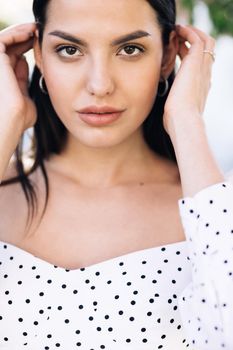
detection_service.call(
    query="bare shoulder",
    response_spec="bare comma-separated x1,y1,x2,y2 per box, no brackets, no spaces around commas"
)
0,160,34,244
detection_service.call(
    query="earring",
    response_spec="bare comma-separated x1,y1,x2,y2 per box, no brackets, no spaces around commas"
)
39,75,48,94
157,78,169,97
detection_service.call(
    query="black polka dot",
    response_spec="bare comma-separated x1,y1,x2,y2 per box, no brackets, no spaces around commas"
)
2,198,228,350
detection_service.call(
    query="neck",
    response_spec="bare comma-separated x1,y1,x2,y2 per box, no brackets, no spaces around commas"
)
48,129,162,188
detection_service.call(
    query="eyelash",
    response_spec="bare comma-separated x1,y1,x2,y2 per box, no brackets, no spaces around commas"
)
55,44,145,59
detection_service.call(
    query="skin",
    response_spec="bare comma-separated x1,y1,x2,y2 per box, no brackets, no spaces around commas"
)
0,0,222,269
34,0,178,187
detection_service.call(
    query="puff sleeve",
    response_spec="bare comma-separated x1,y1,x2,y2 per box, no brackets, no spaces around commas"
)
178,182,233,350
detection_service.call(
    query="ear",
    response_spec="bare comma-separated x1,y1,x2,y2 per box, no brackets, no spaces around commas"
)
33,29,44,74
160,30,178,80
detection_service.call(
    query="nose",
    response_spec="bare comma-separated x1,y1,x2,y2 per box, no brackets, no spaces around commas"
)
86,57,115,97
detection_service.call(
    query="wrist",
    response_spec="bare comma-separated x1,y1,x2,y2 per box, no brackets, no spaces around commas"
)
164,112,224,197
164,111,205,141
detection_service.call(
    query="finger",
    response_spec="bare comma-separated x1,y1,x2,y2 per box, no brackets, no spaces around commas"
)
15,56,29,96
0,42,5,54
203,50,216,65
178,40,189,60
176,25,205,60
7,37,34,57
0,29,35,70
188,26,215,50
2,37,34,72
188,26,216,66
0,23,37,53
1,22,36,35
0,28,35,49
0,50,24,102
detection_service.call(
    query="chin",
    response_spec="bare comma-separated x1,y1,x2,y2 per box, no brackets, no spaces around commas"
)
73,128,130,149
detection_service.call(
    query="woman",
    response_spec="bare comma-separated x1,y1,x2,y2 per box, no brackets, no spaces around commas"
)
0,0,232,349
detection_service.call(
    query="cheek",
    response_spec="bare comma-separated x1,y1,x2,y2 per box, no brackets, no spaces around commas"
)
124,61,161,118
43,61,77,119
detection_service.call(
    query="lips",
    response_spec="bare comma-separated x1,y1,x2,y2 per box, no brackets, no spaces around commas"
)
78,106,124,114
77,106,125,126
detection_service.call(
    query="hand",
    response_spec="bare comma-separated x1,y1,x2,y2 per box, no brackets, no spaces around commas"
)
0,23,37,132
164,25,216,133
162,26,222,196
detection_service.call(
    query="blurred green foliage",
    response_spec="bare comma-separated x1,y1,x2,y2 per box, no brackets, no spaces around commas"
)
0,21,8,30
181,0,233,36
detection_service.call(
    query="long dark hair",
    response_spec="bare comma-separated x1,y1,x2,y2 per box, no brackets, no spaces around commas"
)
1,0,177,222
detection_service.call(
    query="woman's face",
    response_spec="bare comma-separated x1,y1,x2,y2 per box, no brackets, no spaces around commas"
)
35,0,173,148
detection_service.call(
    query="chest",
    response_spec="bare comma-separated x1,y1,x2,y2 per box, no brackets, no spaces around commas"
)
22,183,185,269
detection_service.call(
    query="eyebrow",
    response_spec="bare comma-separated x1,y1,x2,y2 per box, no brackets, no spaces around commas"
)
48,30,151,47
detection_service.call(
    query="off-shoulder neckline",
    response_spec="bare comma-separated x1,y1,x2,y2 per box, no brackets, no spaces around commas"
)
0,239,187,272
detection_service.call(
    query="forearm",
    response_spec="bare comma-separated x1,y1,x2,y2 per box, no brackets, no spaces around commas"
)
0,118,23,183
167,113,224,197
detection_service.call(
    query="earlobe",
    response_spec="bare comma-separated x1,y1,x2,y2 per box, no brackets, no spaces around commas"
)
33,29,43,73
160,30,179,79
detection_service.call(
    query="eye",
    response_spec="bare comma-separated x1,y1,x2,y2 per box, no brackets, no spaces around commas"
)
55,45,82,58
118,44,145,57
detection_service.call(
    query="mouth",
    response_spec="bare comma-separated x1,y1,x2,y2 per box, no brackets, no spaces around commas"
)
78,105,124,113
77,106,126,126
77,111,124,126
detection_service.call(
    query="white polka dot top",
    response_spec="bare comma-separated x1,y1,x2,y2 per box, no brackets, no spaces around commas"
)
0,182,233,350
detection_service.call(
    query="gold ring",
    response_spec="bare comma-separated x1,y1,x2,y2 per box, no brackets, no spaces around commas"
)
203,49,216,62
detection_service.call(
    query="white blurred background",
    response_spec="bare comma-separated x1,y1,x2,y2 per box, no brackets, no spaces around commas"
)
0,0,233,173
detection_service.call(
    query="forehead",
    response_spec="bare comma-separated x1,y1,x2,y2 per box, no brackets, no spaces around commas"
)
45,0,160,33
